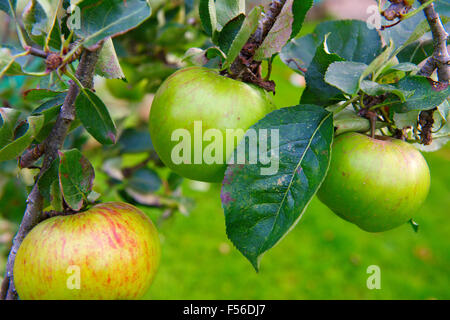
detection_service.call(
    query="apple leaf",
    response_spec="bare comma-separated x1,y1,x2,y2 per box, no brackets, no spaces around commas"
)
222,6,262,70
0,47,26,76
360,80,413,103
38,159,60,202
75,89,117,145
117,128,153,154
73,0,152,50
0,0,17,16
222,105,334,271
24,88,65,102
58,149,95,211
215,0,245,30
199,0,217,36
218,14,245,54
300,37,346,106
95,37,125,79
325,61,368,95
254,0,312,61
0,108,21,149
126,167,162,194
0,115,45,162
281,20,382,75
389,76,450,113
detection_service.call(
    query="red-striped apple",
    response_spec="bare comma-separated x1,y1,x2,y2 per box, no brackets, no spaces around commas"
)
13,202,160,300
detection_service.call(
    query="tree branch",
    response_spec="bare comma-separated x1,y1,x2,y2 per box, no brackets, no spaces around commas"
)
417,0,449,82
0,46,102,300
416,1,448,146
228,0,287,90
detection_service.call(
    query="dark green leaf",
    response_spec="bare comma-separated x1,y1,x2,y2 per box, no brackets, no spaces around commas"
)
222,105,334,270
0,115,44,161
73,0,152,50
38,159,59,201
360,80,413,102
127,167,162,194
222,5,262,70
215,0,245,30
75,89,117,145
281,20,382,74
389,76,450,113
0,0,17,16
291,0,313,40
24,88,65,102
199,0,217,36
218,14,245,54
301,37,346,106
0,107,21,149
117,127,153,154
58,149,95,211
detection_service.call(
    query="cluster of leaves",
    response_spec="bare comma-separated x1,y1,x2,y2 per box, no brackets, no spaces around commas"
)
0,0,193,220
218,2,449,270
187,0,312,72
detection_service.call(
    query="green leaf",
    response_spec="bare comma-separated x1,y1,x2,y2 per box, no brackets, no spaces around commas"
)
0,47,26,76
390,63,419,72
218,13,245,54
301,36,346,106
0,107,21,148
254,0,312,61
21,0,61,49
75,89,117,145
360,80,413,103
22,0,48,47
24,88,65,102
126,167,162,194
38,158,59,201
95,37,125,79
73,0,152,50
31,93,67,123
0,115,45,161
215,0,245,30
325,61,368,95
199,0,217,36
222,6,262,71
117,128,153,154
0,0,17,16
281,20,382,75
361,39,395,81
222,105,334,270
389,76,450,113
58,149,95,211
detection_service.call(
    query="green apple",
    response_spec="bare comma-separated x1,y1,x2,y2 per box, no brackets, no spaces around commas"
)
13,202,160,300
149,67,276,182
317,132,430,232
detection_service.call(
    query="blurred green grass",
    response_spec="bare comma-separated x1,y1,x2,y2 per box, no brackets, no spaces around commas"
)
139,147,449,300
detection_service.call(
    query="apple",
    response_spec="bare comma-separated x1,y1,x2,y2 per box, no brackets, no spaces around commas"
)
317,132,430,232
13,202,160,300
149,67,276,182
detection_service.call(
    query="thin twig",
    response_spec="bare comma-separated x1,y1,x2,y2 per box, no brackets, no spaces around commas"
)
0,46,103,300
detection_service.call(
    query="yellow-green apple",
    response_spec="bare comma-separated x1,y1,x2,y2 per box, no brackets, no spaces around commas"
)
13,202,160,300
149,66,276,182
317,132,430,232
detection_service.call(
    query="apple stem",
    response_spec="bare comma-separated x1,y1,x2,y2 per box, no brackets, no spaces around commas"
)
0,45,103,301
